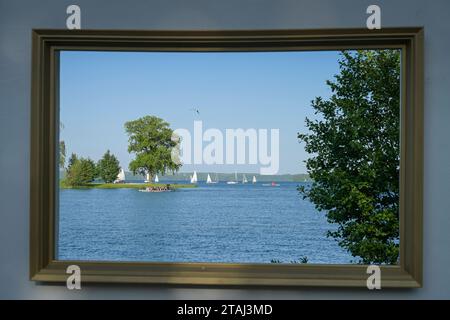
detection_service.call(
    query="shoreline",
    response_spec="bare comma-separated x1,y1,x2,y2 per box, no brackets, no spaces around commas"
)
60,182,196,190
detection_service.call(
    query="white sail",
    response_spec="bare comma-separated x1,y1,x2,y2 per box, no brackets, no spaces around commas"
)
252,175,257,183
242,174,248,183
145,173,150,183
206,173,212,184
115,168,125,183
190,171,198,183
154,174,159,183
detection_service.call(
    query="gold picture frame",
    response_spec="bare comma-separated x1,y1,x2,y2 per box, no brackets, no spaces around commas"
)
30,28,423,287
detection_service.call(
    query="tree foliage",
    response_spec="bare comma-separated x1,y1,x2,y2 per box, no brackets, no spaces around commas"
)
298,50,400,264
97,150,121,183
67,153,78,171
65,156,97,186
124,115,181,178
59,122,66,168
59,141,66,168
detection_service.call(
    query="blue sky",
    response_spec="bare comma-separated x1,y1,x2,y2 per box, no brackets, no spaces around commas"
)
60,50,342,174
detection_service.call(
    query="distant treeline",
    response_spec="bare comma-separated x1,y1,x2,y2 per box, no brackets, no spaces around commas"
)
60,171,311,183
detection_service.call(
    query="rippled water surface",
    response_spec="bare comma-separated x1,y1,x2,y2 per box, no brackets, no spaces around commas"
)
58,182,353,264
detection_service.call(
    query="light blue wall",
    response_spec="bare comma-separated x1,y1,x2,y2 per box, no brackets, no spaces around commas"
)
1,0,449,299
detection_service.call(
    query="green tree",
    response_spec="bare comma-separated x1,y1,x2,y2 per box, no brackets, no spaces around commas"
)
65,157,97,186
97,150,121,183
67,153,78,170
59,122,66,168
59,141,66,168
298,50,400,264
124,115,181,179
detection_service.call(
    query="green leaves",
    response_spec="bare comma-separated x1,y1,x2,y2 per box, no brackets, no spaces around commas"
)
299,50,400,264
97,150,121,183
125,115,181,177
59,141,66,168
64,156,96,186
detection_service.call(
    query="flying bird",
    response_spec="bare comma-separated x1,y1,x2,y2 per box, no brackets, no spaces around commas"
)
190,108,200,115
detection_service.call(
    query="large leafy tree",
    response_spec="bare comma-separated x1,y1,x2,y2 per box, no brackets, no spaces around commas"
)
65,156,97,186
97,150,121,183
124,115,181,179
298,50,400,264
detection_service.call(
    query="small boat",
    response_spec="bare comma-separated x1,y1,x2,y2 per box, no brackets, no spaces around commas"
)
206,173,219,184
144,173,150,183
154,174,159,183
227,172,238,185
139,186,172,193
242,174,248,184
209,173,218,184
262,181,280,187
113,168,126,184
190,171,198,184
252,175,257,184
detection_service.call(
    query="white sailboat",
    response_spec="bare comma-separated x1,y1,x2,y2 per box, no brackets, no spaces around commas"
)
145,173,151,183
190,171,198,184
211,173,219,184
227,172,238,185
114,168,126,183
252,175,257,183
154,174,159,183
242,174,248,184
206,173,212,184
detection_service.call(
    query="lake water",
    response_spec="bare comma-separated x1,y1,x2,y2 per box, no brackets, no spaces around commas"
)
58,182,353,264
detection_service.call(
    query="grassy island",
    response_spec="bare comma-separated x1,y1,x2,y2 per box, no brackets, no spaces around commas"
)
60,182,195,190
